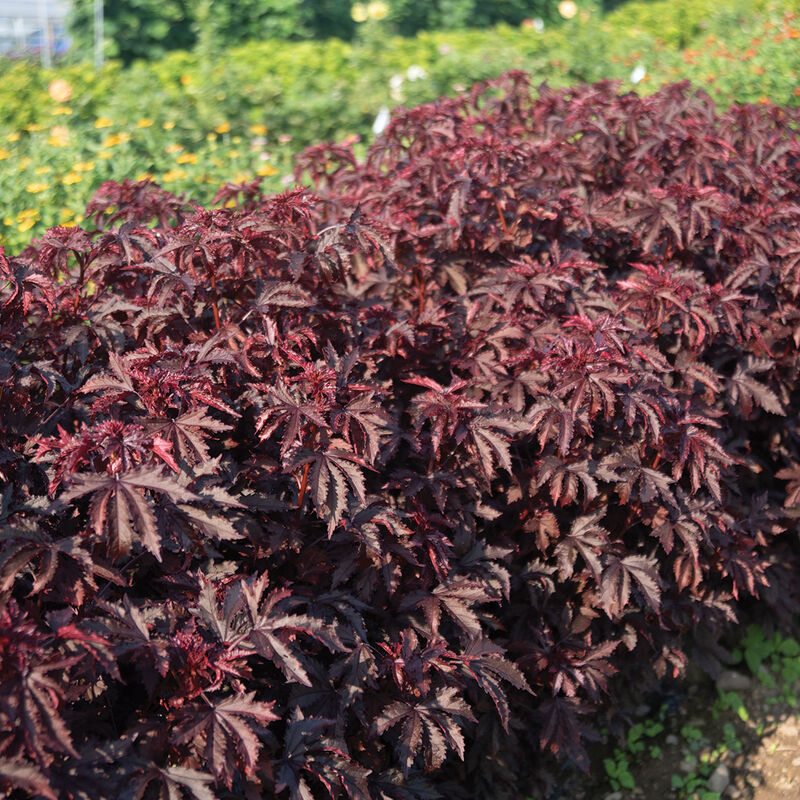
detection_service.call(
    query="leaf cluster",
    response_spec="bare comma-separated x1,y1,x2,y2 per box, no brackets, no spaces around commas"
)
1,73,800,799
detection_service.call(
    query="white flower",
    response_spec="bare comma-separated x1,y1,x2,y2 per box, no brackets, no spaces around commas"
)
406,64,427,81
630,64,646,84
389,74,404,91
558,1,578,19
372,106,390,136
533,17,544,33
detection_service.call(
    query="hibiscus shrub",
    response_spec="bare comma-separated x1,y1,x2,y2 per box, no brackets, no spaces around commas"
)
1,72,800,800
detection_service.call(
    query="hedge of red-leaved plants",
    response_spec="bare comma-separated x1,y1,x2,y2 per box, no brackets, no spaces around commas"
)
2,71,800,800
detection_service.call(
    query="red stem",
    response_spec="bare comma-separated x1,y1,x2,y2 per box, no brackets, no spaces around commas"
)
209,272,221,330
495,197,510,237
296,426,319,517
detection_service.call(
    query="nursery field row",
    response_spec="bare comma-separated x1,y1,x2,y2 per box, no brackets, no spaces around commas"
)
1,0,800,250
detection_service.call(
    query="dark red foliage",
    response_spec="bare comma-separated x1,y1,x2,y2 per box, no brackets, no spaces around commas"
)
2,73,800,799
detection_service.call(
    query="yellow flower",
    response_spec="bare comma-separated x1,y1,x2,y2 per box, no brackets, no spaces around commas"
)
26,182,49,194
227,150,240,159
224,199,237,208
206,132,217,142
558,0,578,19
48,126,70,147
232,136,242,144
137,118,154,128
180,74,192,85
136,172,155,182
161,168,187,182
35,166,51,175
233,171,251,183
0,149,9,160
74,161,95,172
25,123,44,132
250,124,268,135
351,3,368,22
3,217,13,226
163,121,176,130
367,1,388,20
62,172,82,185
51,106,72,115
18,218,37,232
97,151,112,159
58,210,76,227
165,143,183,154
102,132,130,148
19,157,31,170
215,122,231,134
94,117,113,129
257,163,279,176
7,132,20,143
18,209,39,220
176,152,198,164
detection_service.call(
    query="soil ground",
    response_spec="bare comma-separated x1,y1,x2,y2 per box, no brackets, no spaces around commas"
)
559,665,800,800
568,678,800,800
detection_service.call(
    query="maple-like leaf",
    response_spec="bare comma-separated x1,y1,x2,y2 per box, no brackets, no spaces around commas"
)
727,357,785,417
290,441,367,534
275,709,371,800
466,413,527,481
776,463,800,509
237,573,347,685
374,687,476,776
553,512,609,583
171,691,279,787
55,465,201,561
0,759,58,800
597,449,677,509
457,639,532,731
599,554,661,616
253,280,312,311
399,579,492,638
12,659,80,766
256,381,328,456
330,392,390,465
93,595,172,689
537,696,590,769
121,763,217,800
526,397,575,456
534,456,599,507
146,408,232,465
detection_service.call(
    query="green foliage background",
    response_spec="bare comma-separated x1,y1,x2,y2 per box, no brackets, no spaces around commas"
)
67,0,565,64
1,0,800,250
